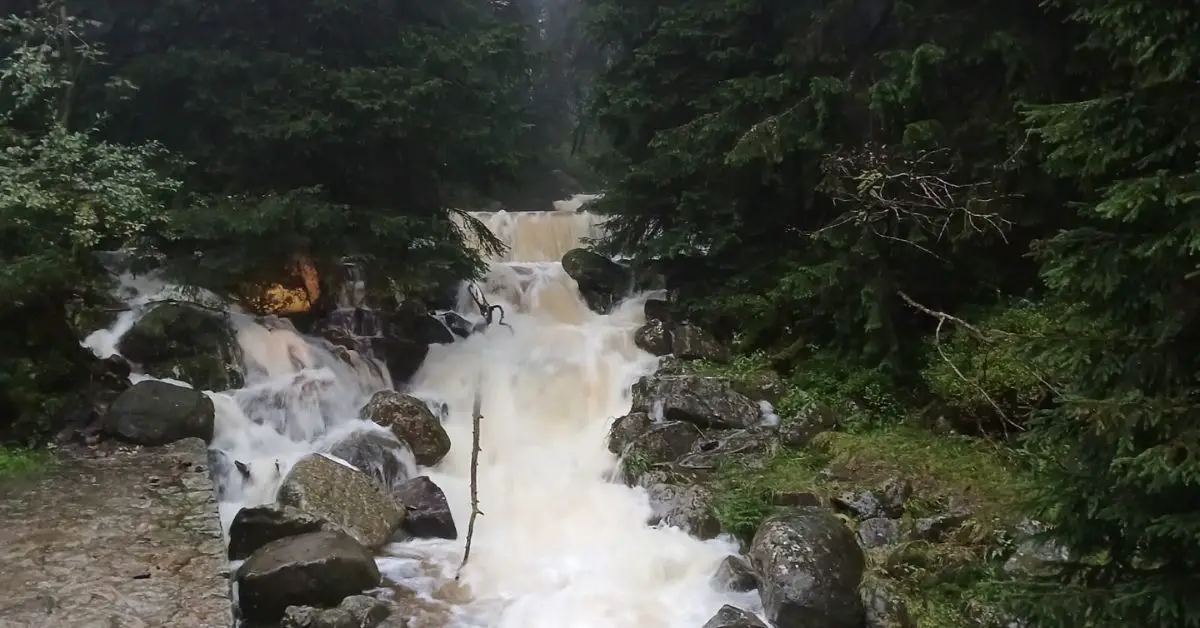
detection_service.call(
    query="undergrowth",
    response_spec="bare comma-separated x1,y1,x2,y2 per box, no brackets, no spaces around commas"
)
0,446,51,481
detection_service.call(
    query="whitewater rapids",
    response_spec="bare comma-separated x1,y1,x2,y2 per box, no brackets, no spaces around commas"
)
84,208,762,627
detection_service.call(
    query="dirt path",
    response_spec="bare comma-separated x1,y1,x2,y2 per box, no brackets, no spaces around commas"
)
0,439,231,628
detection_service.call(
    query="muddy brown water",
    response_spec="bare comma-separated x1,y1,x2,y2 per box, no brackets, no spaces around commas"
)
0,439,231,628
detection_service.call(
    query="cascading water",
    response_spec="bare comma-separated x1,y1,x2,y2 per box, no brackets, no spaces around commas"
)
84,205,762,627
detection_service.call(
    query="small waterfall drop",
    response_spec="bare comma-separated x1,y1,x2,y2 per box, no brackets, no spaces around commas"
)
85,205,761,627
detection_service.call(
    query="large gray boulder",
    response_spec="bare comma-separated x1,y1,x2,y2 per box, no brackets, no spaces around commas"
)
116,302,243,391
361,391,450,466
749,507,866,628
631,375,760,429
235,530,381,624
277,454,404,550
104,380,215,445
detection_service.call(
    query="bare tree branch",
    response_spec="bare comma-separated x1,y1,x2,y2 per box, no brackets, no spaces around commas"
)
456,370,485,580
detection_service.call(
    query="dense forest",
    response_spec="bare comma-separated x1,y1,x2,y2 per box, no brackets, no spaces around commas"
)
1,0,1198,626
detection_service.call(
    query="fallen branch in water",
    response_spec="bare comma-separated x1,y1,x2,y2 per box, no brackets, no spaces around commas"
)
456,371,485,580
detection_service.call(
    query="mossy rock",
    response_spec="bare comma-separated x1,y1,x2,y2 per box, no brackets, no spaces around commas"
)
117,303,244,391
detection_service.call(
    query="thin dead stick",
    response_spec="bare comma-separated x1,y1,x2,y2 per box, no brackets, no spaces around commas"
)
456,370,485,580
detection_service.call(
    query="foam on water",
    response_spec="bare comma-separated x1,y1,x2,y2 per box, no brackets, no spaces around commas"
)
84,207,763,627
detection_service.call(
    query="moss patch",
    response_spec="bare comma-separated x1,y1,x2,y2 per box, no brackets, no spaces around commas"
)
0,446,52,481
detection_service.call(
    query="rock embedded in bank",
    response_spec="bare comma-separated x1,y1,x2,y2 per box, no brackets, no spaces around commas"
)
710,555,759,592
361,390,451,466
645,482,721,540
116,302,244,391
104,380,215,445
607,412,653,454
227,503,336,560
277,454,404,550
631,374,761,429
392,476,457,540
236,529,381,624
749,507,867,628
325,427,416,490
634,319,673,356
671,322,730,363
702,605,769,628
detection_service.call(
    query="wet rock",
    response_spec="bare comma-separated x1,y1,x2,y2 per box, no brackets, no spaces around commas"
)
749,507,866,628
281,595,391,628
361,391,451,466
911,510,972,542
325,428,416,490
634,319,673,356
236,529,381,624
383,300,455,346
861,580,914,628
562,248,632,313
104,380,215,445
370,336,429,387
672,322,729,363
702,605,769,628
857,518,902,549
607,412,653,454
631,375,760,429
677,429,775,472
643,298,673,324
228,504,335,560
116,302,243,391
623,421,703,464
645,482,720,539
440,311,476,339
730,369,787,404
393,476,457,540
778,402,840,447
710,555,758,592
277,454,404,550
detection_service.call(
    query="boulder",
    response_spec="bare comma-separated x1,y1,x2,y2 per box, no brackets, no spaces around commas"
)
393,476,457,540
710,555,758,592
116,302,243,391
369,336,430,388
910,509,972,542
645,482,720,540
361,391,451,466
624,421,702,464
857,518,902,549
778,402,840,448
235,530,381,624
281,595,391,628
676,429,775,472
861,580,914,628
702,606,769,628
672,322,729,363
277,454,405,550
325,428,416,491
631,375,760,429
749,507,866,628
634,320,673,356
561,248,632,313
606,412,653,454
227,504,336,560
832,478,911,520
104,380,215,445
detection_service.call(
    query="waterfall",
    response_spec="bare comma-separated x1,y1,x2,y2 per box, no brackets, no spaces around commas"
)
84,204,760,627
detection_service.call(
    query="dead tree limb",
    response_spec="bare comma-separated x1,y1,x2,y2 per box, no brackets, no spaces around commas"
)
456,370,485,580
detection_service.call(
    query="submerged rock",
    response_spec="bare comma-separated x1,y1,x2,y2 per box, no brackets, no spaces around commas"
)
227,504,335,561
710,555,759,592
277,454,404,550
236,530,381,624
116,302,243,391
749,507,866,628
325,428,416,490
104,380,215,445
393,476,457,540
702,605,769,628
361,391,451,466
281,594,391,628
631,375,760,429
